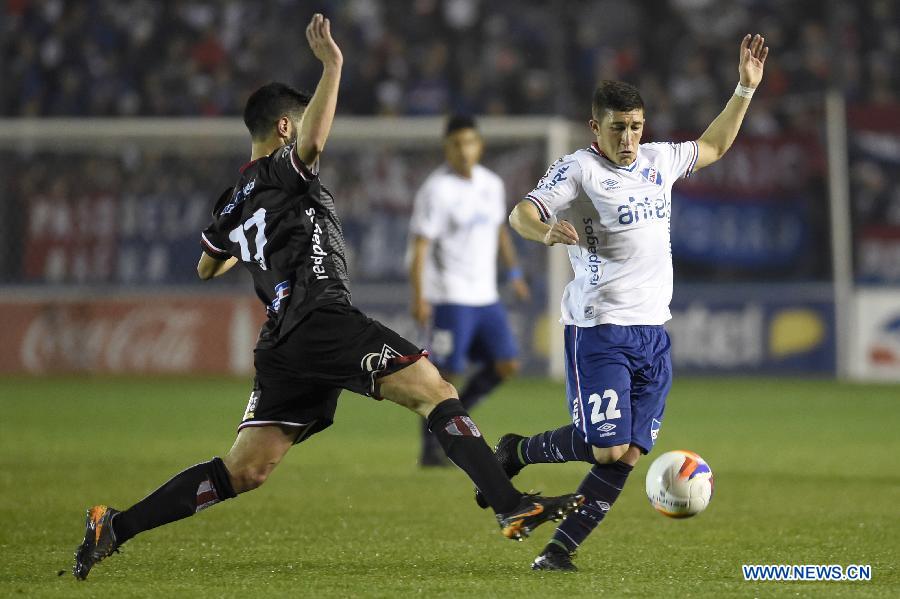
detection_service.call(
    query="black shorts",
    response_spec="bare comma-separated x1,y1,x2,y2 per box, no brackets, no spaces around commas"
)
238,302,425,441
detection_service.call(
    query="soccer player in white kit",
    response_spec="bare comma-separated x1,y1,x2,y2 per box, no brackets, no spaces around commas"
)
409,115,530,466
485,34,769,570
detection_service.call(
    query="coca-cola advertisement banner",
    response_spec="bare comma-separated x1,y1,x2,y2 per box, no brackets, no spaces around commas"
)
0,295,265,374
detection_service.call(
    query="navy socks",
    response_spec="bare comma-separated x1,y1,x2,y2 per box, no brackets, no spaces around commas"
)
520,424,595,464
550,461,633,553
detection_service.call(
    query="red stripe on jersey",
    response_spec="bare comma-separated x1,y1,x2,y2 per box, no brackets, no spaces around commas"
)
239,158,259,173
201,233,229,258
290,150,313,180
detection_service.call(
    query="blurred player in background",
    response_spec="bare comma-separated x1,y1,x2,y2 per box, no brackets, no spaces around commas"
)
487,34,769,570
409,115,530,466
72,14,582,581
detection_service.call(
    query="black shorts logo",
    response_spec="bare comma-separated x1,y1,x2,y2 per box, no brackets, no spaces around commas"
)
242,389,260,422
360,344,402,373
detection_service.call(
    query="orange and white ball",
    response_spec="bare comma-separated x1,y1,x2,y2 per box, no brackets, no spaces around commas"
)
645,450,714,518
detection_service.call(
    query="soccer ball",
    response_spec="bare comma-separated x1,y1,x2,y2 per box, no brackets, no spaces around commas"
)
645,450,714,518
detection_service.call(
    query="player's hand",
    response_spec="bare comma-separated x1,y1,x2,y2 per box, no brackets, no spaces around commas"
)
511,277,531,302
542,220,579,246
306,13,343,68
412,297,432,328
738,33,768,88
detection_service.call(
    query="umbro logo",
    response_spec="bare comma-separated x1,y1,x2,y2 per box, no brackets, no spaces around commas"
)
597,422,616,433
600,178,620,191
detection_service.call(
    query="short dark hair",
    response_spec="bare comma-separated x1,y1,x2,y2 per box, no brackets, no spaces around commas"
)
243,82,312,140
591,81,644,119
445,114,477,137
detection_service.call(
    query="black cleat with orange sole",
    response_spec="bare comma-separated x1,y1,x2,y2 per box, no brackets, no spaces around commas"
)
73,505,121,580
496,493,584,541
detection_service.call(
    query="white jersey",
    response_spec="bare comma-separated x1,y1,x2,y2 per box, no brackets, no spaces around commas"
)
526,140,699,327
410,163,506,305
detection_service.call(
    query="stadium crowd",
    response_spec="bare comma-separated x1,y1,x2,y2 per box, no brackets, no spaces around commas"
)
1,0,898,285
2,0,896,134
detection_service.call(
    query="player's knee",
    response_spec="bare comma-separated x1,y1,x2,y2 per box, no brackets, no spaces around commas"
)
591,443,630,464
417,362,457,403
422,378,457,406
494,359,519,380
228,464,273,493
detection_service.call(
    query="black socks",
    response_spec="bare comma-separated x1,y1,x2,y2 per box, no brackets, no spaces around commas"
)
426,399,521,514
112,457,237,544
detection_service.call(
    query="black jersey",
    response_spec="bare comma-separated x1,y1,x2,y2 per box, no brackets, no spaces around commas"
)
201,143,351,349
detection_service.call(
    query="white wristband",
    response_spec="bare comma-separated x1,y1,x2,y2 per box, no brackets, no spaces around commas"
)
734,83,755,99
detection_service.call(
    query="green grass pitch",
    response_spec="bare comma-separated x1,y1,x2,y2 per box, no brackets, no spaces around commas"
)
1,376,898,598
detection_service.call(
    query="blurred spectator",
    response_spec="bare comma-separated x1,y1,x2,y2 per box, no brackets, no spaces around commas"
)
3,0,895,128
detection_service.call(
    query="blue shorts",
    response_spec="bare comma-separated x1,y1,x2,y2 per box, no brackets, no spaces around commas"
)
429,303,518,374
565,324,671,454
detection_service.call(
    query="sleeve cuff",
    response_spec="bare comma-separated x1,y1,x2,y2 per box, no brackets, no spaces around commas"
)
525,195,551,222
683,141,699,179
290,149,316,180
201,232,231,259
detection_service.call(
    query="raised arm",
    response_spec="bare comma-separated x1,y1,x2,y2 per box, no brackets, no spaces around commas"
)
694,34,769,172
296,14,343,167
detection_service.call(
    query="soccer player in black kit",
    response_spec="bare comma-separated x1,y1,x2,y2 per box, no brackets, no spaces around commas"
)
73,14,582,580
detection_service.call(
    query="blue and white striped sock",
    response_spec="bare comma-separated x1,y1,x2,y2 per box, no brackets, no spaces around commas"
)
520,424,594,464
550,461,633,553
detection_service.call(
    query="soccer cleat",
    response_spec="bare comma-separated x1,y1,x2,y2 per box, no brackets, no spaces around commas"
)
496,493,584,541
475,433,527,509
73,505,121,580
532,543,578,572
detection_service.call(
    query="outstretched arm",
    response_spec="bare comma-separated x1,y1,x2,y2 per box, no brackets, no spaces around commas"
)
296,14,343,167
694,34,769,172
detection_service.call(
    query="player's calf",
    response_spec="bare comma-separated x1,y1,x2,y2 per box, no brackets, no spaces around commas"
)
379,357,457,417
222,423,301,492
541,459,634,560
380,359,524,514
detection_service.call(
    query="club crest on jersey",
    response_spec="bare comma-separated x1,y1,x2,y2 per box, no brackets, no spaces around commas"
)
270,280,291,312
640,166,663,187
361,344,402,373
